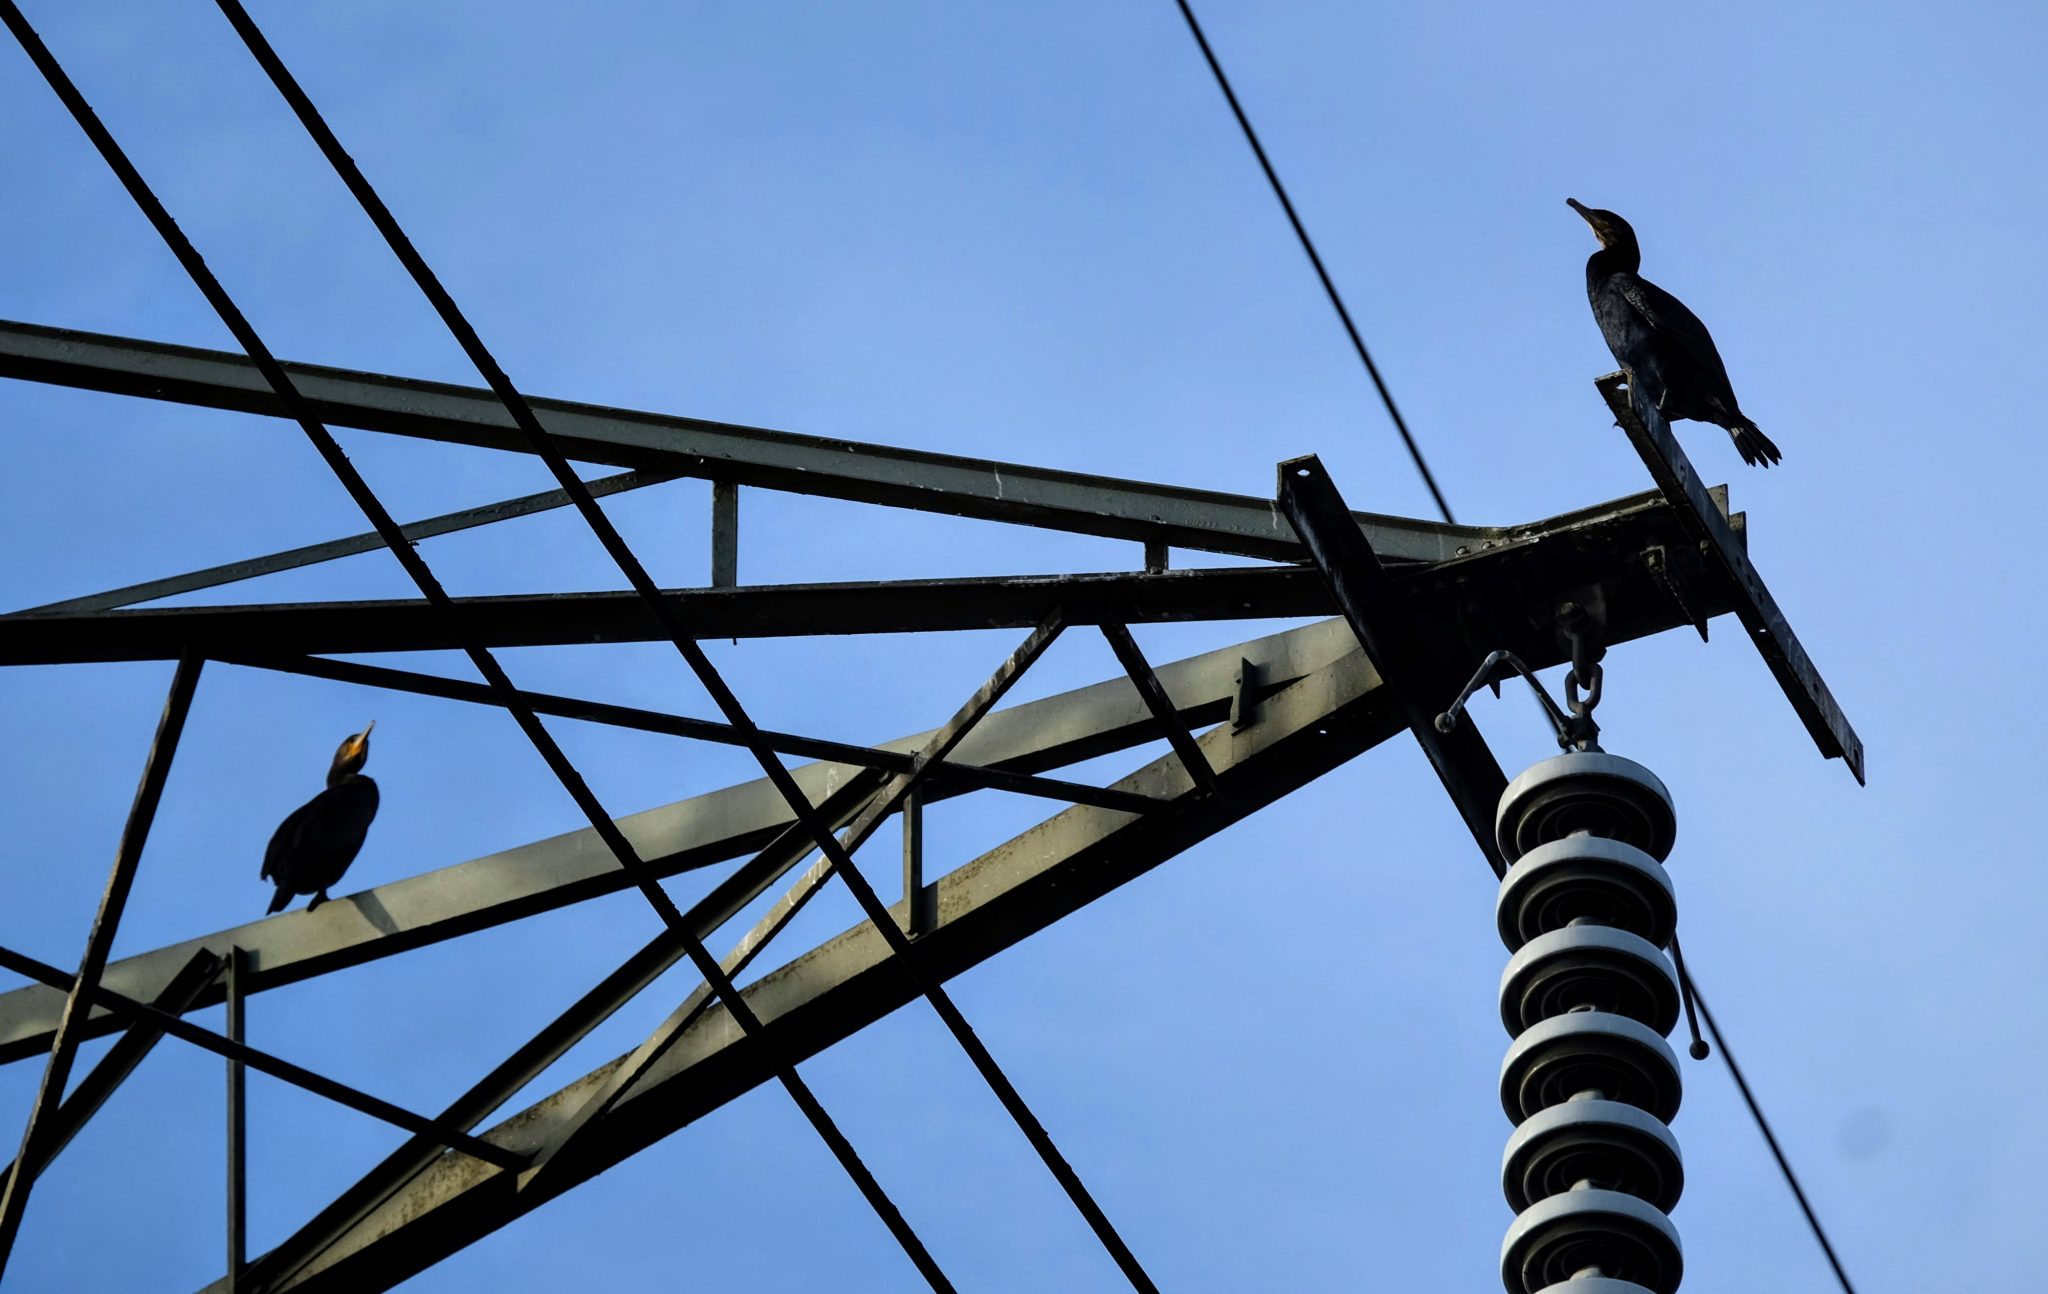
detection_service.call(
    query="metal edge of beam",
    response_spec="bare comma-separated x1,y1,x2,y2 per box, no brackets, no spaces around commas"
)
1595,372,1865,783
0,617,1357,1062
0,316,1580,565
9,469,673,617
0,566,1331,665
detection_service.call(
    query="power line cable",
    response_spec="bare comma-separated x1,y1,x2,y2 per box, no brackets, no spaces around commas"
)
1694,983,1861,1294
1166,10,1863,1287
1169,0,1455,523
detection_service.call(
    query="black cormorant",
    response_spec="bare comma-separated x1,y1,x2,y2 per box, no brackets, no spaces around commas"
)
262,723,379,914
1567,198,1782,468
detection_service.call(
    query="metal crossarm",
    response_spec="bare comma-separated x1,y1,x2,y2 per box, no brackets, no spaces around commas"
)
1596,372,1865,782
0,566,1331,664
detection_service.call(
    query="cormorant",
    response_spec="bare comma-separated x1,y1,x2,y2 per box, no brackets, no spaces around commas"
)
1567,198,1782,468
262,723,379,914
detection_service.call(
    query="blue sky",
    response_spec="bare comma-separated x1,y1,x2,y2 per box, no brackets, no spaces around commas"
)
3,1,2045,1289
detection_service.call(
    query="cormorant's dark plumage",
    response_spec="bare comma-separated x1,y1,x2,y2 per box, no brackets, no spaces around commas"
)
1567,198,1782,468
262,723,379,914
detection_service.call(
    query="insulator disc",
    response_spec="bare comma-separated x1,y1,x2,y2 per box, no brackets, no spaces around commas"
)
1498,837,1676,952
1496,753,1677,865
1502,1099,1684,1213
1500,1188,1682,1294
1501,1012,1681,1125
1529,1282,1658,1294
1500,927,1680,1036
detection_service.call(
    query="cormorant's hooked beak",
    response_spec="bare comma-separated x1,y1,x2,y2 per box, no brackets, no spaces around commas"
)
341,721,375,768
1566,198,1613,247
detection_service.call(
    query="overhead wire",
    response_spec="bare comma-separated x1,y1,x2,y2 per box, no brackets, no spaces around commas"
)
1166,5,1859,1290
1694,984,1861,1294
1169,0,1455,523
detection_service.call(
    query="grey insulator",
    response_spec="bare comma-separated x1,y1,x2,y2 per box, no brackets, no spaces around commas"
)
1496,753,1677,865
1500,927,1680,1036
1500,1012,1681,1125
1497,836,1676,953
1528,1279,1659,1293
1503,1098,1684,1213
1500,1188,1682,1294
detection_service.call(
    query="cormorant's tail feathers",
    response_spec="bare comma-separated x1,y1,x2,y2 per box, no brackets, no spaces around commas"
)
266,886,292,915
1730,419,1782,468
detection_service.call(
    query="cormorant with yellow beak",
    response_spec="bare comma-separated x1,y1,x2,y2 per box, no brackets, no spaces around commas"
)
1568,198,1782,468
262,723,379,914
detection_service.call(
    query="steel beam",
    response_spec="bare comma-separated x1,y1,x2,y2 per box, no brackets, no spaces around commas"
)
0,945,524,1172
215,609,1410,1293
11,469,670,616
0,318,1507,565
226,947,248,1293
0,949,222,1185
0,655,202,1273
1596,372,1865,782
1100,622,1221,798
0,482,1732,1064
0,566,1328,665
1277,457,1511,876
202,515,1729,1294
223,653,1164,816
517,613,1069,1192
238,769,893,1293
0,617,1342,1065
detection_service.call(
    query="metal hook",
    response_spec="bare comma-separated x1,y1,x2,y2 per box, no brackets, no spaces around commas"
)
1435,651,1581,750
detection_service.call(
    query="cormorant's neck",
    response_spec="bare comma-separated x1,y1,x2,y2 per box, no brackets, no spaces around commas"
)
1586,239,1641,279
326,765,358,788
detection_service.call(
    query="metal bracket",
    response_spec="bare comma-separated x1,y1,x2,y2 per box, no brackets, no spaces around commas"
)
1229,657,1262,733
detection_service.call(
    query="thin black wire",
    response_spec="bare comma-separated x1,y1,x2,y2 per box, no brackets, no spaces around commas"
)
206,4,1158,1289
1694,985,1860,1294
1167,13,1861,1282
0,7,953,1289
1169,0,1455,523
1167,13,1862,1282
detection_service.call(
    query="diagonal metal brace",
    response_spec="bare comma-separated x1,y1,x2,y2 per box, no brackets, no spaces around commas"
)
517,612,1074,1193
0,948,223,1187
1276,456,1510,877
1100,622,1221,799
